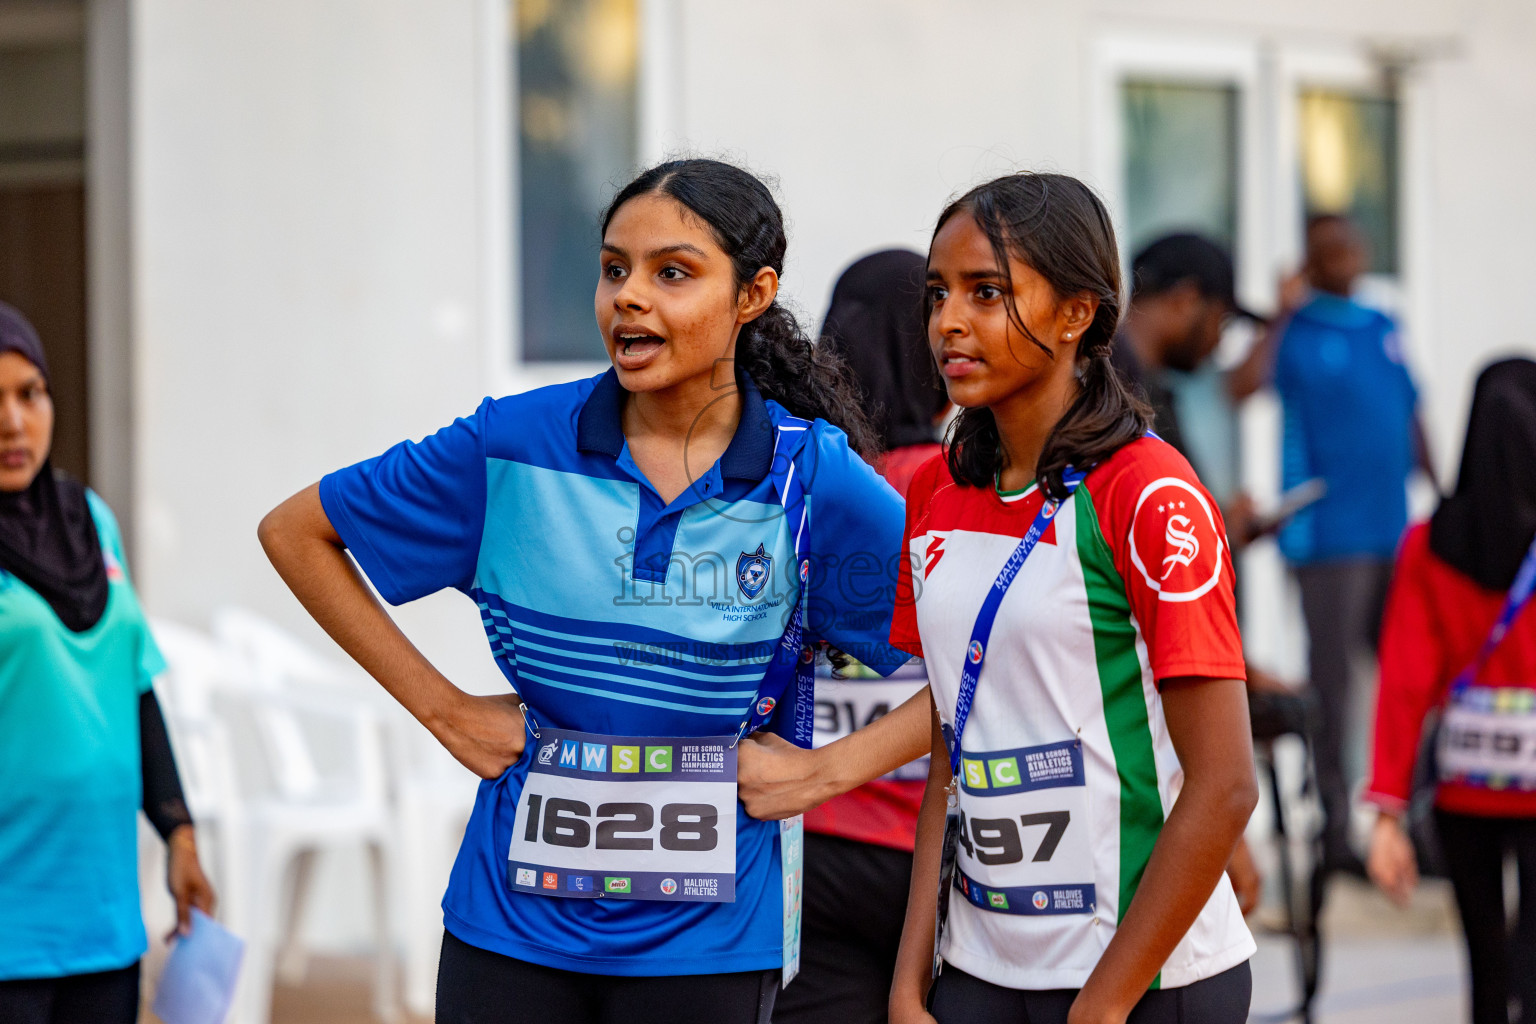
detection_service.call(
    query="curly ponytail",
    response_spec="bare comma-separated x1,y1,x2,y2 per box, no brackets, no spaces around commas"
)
929,173,1150,498
602,159,880,459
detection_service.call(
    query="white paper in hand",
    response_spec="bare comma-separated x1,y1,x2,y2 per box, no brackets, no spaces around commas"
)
151,909,245,1024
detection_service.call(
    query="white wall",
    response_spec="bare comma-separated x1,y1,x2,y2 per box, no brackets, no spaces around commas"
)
1414,0,1536,470
130,0,504,692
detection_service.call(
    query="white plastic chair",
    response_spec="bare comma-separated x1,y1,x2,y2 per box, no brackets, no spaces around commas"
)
388,725,479,1015
148,619,251,897
151,619,399,1024
213,606,477,1017
136,647,244,979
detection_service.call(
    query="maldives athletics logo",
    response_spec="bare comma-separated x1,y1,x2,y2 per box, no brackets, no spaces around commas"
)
1128,477,1225,603
967,640,984,664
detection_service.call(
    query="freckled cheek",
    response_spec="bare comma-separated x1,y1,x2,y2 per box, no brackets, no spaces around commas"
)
669,303,740,362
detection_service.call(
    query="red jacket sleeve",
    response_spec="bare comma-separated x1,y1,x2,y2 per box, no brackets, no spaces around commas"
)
1365,525,1452,813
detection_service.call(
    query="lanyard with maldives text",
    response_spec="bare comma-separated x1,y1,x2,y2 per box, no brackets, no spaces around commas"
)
1450,534,1536,692
734,415,817,749
943,467,1085,775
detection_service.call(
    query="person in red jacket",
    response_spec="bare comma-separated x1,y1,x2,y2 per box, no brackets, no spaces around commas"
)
1365,357,1536,1024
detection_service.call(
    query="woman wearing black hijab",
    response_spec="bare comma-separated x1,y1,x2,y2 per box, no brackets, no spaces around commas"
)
1364,358,1536,1024
0,302,214,1023
774,251,947,1024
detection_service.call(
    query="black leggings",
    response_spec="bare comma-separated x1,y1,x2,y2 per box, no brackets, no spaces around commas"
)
436,930,779,1024
930,960,1251,1024
774,833,912,1024
0,962,140,1024
1436,810,1536,1024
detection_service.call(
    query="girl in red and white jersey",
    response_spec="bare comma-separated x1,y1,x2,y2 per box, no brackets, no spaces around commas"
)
1365,358,1536,1024
889,173,1257,1024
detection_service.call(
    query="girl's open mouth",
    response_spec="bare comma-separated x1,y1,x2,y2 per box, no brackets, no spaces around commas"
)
613,327,665,369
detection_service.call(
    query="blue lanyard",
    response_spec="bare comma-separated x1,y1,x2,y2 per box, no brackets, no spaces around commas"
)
735,416,817,749
1452,534,1536,690
944,468,1084,775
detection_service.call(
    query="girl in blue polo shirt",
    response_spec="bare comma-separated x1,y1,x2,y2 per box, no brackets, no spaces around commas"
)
260,159,923,1023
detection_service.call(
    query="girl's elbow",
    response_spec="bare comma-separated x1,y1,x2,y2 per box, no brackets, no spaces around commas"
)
257,496,312,562
1226,771,1260,827
256,506,288,557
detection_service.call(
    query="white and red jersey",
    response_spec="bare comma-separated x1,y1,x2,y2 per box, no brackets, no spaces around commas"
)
892,439,1254,990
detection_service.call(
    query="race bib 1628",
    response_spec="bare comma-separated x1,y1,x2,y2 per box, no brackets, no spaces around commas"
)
508,728,738,902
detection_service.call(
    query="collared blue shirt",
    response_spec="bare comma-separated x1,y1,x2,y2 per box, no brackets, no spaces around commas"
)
1274,293,1418,564
320,370,907,974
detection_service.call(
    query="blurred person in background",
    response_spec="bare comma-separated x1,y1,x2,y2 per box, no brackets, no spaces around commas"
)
0,303,214,1023
773,249,945,1024
1365,358,1536,1024
1112,232,1257,461
817,249,948,490
1242,213,1435,874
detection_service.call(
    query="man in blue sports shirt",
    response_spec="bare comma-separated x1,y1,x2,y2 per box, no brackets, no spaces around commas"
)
1254,213,1436,874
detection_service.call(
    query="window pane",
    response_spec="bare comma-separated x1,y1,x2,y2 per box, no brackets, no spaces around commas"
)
516,0,638,362
1121,81,1238,259
1298,89,1398,275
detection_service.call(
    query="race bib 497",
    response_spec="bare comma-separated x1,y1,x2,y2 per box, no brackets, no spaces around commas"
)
953,738,1095,916
508,728,738,902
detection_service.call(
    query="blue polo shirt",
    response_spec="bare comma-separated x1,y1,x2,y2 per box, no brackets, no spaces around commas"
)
320,370,907,975
1274,293,1418,564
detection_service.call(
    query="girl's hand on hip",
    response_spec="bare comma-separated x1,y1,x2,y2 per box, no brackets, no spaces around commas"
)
435,692,528,779
736,731,833,819
165,825,216,940
1366,813,1419,907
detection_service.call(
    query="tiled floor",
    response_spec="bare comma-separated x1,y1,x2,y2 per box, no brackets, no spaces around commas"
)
139,875,1470,1023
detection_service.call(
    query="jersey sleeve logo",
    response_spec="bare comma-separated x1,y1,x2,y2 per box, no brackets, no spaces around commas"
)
912,530,952,579
1162,515,1200,577
1127,477,1225,603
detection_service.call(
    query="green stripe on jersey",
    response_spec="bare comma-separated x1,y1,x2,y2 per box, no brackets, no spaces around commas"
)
1074,484,1165,965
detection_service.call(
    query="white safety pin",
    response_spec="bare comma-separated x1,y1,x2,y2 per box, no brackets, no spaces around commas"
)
519,701,541,741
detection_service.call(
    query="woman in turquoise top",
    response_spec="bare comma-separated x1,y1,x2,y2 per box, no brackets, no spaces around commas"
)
0,303,215,1023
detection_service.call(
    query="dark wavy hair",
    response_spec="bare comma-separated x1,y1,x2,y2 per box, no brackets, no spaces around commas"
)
927,173,1150,498
602,159,879,458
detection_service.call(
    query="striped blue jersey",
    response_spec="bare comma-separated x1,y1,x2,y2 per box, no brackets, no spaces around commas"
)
320,369,908,974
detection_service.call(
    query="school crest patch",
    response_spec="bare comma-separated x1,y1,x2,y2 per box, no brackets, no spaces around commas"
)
736,544,772,599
